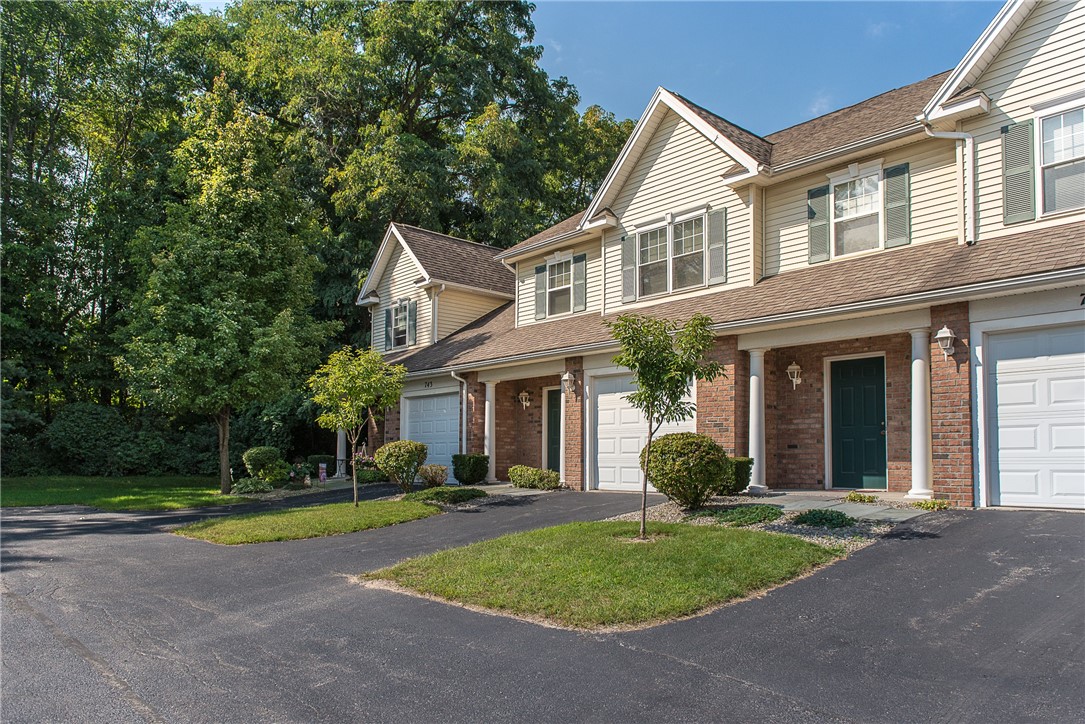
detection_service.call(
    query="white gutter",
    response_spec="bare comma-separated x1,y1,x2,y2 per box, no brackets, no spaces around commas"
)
922,123,976,245
430,284,446,342
449,369,468,456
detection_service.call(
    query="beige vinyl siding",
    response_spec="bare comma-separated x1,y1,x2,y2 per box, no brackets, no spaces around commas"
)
762,138,959,276
965,0,1085,240
603,109,752,312
436,289,504,339
515,237,603,327
374,243,431,353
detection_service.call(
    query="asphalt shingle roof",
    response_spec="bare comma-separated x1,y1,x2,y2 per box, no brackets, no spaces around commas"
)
394,224,513,296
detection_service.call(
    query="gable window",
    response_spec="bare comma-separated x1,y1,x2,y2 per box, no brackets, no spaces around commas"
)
671,217,705,289
808,161,910,263
1040,107,1084,215
621,208,726,302
548,259,572,315
391,300,409,348
638,227,669,296
833,173,880,256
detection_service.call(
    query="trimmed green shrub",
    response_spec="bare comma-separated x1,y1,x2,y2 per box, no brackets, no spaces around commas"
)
257,459,291,486
418,464,447,488
402,487,488,505
242,446,282,478
508,465,561,490
793,509,856,529
717,457,754,496
232,478,274,494
452,453,489,485
913,498,952,511
640,432,729,510
307,455,336,475
844,491,879,504
375,440,428,493
697,504,783,527
356,469,388,485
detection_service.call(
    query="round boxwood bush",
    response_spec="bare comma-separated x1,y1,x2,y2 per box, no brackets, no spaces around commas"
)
418,464,448,488
452,453,489,485
793,509,856,529
242,446,282,478
508,465,561,490
639,432,729,510
716,456,754,496
374,440,428,493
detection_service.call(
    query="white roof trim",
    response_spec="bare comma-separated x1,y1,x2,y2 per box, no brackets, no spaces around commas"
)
583,86,762,223
356,223,429,304
921,0,1037,121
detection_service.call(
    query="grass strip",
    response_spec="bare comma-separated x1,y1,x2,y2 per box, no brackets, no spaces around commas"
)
0,475,246,511
175,500,440,544
402,487,489,505
369,521,837,629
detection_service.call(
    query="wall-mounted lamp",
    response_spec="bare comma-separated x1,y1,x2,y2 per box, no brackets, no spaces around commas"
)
561,371,576,395
517,390,532,409
934,326,956,360
786,362,803,390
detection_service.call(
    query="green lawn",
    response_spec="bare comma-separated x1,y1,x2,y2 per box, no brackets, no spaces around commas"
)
0,475,248,511
368,521,838,629
175,500,441,544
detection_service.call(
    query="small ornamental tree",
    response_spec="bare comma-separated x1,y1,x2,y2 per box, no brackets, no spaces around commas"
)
308,347,406,505
605,313,723,538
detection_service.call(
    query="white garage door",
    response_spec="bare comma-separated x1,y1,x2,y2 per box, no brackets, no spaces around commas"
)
405,393,459,474
594,374,695,491
987,324,1085,509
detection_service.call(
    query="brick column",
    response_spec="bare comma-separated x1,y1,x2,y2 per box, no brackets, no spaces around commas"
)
696,336,745,455
464,372,486,454
563,356,584,490
930,302,973,506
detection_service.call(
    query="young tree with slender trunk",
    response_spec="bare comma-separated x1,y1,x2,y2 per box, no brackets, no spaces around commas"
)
307,347,406,506
606,313,723,538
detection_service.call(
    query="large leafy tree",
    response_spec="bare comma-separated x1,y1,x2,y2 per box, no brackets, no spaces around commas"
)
606,313,723,538
308,346,405,506
120,77,337,492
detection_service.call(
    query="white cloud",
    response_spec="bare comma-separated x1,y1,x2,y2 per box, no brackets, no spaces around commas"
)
808,92,832,117
865,20,898,38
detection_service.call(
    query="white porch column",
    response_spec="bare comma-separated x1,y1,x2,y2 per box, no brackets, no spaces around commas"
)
907,328,934,499
747,348,769,495
559,387,567,485
484,381,497,482
335,429,348,478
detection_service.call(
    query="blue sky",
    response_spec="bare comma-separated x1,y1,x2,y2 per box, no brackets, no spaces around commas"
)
192,1,1002,135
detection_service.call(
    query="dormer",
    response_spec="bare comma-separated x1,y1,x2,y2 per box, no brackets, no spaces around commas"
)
358,223,514,354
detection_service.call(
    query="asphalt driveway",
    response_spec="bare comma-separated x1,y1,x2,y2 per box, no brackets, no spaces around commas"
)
1,491,1081,723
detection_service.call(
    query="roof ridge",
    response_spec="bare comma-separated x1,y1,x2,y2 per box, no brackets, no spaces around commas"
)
765,69,953,139
392,222,503,251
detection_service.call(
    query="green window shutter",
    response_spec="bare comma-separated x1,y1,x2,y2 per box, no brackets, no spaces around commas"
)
707,208,727,285
807,185,831,263
572,253,587,313
883,163,911,248
534,264,547,320
384,307,392,350
406,299,417,346
621,235,636,302
1002,120,1035,224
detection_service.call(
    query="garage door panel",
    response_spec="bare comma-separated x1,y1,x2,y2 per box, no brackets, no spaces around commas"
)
405,393,459,474
988,323,1085,509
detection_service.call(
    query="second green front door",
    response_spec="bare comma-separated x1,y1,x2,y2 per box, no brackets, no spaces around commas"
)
830,357,887,489
546,388,561,472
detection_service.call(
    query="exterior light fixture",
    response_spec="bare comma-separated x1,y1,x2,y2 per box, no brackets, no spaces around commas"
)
786,362,803,390
561,371,576,395
517,390,532,409
934,326,956,360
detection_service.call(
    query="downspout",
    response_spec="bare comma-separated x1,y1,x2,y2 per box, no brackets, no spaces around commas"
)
450,369,468,460
922,123,976,245
430,284,446,343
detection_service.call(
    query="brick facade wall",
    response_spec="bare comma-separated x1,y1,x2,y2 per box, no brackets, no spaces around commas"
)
494,375,561,480
930,302,973,506
465,372,486,455
764,334,912,492
383,402,400,448
696,336,747,456
563,357,584,490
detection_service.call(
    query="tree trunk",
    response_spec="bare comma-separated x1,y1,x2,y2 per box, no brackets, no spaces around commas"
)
641,430,653,539
350,438,359,507
216,406,232,494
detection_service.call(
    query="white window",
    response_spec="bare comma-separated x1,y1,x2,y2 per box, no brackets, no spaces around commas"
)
392,300,408,348
637,214,706,297
548,259,572,315
1040,107,1084,215
832,172,881,256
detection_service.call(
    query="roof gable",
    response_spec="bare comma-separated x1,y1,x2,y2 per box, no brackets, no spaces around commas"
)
358,225,425,301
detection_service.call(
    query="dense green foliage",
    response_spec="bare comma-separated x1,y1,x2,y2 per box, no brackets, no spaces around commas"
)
402,487,488,505
242,447,281,477
507,465,561,490
844,491,879,504
913,498,952,511
417,464,448,488
693,505,784,527
175,500,440,544
374,440,428,494
0,475,244,511
2,0,631,478
371,522,837,629
451,454,489,485
793,509,857,529
720,457,754,496
639,433,729,510
231,477,274,495
607,314,723,534
355,469,389,485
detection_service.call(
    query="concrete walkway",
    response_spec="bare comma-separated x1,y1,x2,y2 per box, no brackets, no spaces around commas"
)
750,489,930,522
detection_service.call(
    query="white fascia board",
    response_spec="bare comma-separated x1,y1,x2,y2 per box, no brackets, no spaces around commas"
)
356,223,429,304
583,87,762,222
416,277,514,300
921,0,1035,120
497,228,598,264
926,93,991,125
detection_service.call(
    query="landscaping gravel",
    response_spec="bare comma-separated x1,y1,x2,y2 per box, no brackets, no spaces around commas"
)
604,499,893,555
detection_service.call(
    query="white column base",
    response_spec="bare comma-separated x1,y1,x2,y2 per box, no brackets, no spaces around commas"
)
904,490,934,500
745,484,769,496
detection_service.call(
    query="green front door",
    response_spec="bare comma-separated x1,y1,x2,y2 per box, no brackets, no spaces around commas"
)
546,388,561,472
830,357,887,489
